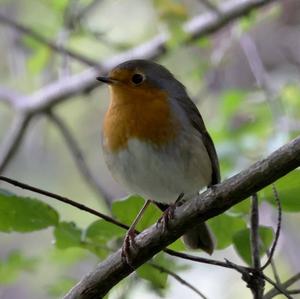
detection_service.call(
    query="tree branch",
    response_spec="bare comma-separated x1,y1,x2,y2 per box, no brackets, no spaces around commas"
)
12,0,277,114
261,185,282,271
150,263,208,299
0,0,277,175
0,113,31,173
0,87,23,107
47,112,114,206
263,273,300,299
0,13,100,67
62,136,300,299
0,175,128,230
250,193,264,299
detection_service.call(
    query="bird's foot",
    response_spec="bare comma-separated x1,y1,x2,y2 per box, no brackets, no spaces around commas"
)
121,228,137,267
157,193,185,232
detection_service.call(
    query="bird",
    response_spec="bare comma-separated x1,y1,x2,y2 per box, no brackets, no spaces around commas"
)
97,59,220,261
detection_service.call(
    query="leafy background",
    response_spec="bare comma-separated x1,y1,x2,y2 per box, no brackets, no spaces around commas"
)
0,0,300,298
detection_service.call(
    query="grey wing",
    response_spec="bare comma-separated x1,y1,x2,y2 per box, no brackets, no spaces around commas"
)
178,96,221,185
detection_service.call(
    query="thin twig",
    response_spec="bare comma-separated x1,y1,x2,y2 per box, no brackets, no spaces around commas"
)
268,256,281,285
240,34,284,127
0,113,31,173
262,274,293,299
0,174,248,271
264,273,300,299
288,289,300,295
150,262,208,299
48,112,113,206
1,132,300,298
261,184,282,270
164,249,246,270
251,193,261,270
250,193,264,299
0,175,128,230
0,13,99,67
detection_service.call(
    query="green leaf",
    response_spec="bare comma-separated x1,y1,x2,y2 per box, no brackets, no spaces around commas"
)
0,191,59,232
86,219,124,243
233,226,274,266
54,222,82,249
85,219,124,258
112,195,161,231
0,251,38,285
208,213,247,249
167,239,185,251
137,254,169,291
261,170,300,212
229,198,251,215
137,263,168,291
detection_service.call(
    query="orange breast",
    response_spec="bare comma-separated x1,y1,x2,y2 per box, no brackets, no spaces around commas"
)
103,84,180,152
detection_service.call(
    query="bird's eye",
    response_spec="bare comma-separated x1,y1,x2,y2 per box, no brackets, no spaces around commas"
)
131,73,144,85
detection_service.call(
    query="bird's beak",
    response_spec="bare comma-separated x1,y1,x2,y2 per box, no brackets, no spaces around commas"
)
96,76,117,85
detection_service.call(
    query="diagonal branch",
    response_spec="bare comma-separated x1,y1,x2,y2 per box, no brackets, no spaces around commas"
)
150,263,208,299
262,275,293,299
263,273,300,299
0,113,31,173
62,136,300,299
0,174,248,272
0,13,99,67
13,0,277,114
47,112,114,206
0,87,24,107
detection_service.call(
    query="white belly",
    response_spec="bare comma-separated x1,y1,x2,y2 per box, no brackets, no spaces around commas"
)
103,132,212,204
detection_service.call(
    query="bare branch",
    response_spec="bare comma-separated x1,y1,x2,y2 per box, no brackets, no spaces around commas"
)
150,263,208,299
48,112,114,206
264,273,300,299
0,0,277,174
0,87,23,107
0,113,31,173
261,185,282,271
0,175,128,231
0,13,99,67
15,0,277,114
262,274,293,299
0,173,249,272
165,249,240,270
62,136,300,299
0,138,300,298
250,193,264,299
268,256,281,285
251,193,261,270
240,34,283,125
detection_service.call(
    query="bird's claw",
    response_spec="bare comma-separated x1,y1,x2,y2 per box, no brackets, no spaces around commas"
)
156,193,185,231
121,229,137,267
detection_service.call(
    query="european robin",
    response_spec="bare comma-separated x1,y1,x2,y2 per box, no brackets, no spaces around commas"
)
97,59,220,259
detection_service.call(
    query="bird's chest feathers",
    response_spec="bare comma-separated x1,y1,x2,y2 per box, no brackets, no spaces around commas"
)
103,87,179,152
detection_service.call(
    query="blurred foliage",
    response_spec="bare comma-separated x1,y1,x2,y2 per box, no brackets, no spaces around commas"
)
0,0,300,298
0,251,37,285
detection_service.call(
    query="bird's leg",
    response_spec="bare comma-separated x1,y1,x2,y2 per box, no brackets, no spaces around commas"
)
122,199,151,265
157,193,185,231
